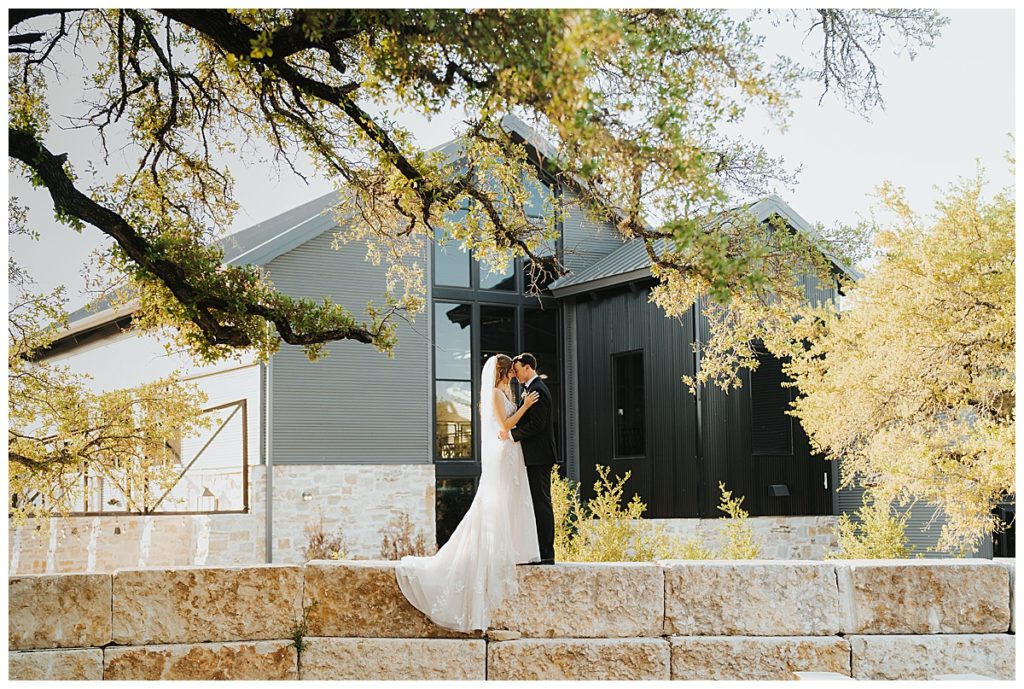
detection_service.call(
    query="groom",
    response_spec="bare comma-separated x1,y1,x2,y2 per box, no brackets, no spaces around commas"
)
499,352,558,564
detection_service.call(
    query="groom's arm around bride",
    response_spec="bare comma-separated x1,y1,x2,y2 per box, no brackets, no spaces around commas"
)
507,355,559,563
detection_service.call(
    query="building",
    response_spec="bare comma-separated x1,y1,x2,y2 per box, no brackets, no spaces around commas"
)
9,117,988,574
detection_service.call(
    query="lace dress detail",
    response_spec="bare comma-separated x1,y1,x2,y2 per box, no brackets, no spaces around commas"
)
395,385,539,632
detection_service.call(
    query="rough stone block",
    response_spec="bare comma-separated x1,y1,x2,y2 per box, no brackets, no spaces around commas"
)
669,636,851,680
994,558,1014,633
487,638,670,680
849,634,1015,680
303,560,478,638
836,560,1010,634
300,638,485,680
491,562,663,637
661,561,841,635
8,649,104,680
8,573,112,650
103,640,297,680
112,565,303,645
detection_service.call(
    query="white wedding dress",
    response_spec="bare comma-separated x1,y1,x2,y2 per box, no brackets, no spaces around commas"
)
396,356,540,632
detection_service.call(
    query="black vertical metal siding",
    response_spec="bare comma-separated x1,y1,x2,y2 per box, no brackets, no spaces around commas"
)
571,271,837,519
575,288,699,518
695,288,833,517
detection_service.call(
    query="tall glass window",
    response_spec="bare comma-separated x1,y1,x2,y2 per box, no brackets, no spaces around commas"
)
479,260,516,290
434,302,472,460
613,351,645,458
435,478,476,546
431,169,562,547
480,306,516,370
433,209,470,287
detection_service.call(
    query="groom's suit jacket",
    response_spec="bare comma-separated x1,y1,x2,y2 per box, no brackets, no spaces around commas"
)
511,377,559,467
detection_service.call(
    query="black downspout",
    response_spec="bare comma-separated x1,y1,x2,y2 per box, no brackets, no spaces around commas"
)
692,302,705,518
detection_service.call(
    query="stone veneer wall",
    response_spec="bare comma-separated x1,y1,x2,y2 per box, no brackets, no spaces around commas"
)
644,516,840,559
7,464,435,575
8,559,1015,681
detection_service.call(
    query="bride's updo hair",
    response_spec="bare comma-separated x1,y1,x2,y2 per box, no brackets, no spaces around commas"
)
494,354,513,387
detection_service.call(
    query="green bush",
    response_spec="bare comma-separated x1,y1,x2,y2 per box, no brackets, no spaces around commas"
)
551,467,760,561
715,481,761,559
551,464,667,561
827,491,914,559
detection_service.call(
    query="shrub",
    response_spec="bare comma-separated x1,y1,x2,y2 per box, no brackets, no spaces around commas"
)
551,467,761,561
551,465,584,562
715,481,761,559
827,491,914,559
661,536,715,560
551,465,668,562
303,511,349,561
379,511,436,559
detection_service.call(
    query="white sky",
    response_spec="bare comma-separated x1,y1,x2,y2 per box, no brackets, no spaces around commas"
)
6,8,1016,307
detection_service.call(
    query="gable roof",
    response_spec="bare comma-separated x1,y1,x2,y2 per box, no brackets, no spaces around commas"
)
59,114,548,335
548,195,861,298
59,189,346,337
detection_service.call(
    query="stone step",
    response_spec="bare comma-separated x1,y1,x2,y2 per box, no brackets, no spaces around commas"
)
301,638,485,680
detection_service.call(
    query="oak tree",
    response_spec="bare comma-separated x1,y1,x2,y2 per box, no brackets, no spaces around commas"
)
8,9,946,516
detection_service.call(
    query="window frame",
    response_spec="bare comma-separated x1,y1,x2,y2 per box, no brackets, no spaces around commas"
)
748,346,795,456
611,349,647,460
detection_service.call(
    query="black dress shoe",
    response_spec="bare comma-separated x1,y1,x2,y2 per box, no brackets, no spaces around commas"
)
538,559,555,565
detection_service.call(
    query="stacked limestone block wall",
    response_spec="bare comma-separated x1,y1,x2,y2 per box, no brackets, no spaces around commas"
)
8,559,1015,680
8,464,435,574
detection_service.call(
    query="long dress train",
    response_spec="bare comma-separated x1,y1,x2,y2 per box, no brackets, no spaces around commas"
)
395,366,539,632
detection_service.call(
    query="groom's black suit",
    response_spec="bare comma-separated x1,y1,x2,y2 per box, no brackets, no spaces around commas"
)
511,375,558,563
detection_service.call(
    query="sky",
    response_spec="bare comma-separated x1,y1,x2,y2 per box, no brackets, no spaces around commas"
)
6,8,1016,309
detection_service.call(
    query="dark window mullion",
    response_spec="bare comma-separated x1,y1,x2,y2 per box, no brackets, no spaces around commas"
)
470,302,481,469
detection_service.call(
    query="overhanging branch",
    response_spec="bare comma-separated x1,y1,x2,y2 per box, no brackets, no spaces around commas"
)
8,127,383,350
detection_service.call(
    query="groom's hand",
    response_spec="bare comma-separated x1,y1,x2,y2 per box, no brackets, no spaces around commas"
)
498,429,510,440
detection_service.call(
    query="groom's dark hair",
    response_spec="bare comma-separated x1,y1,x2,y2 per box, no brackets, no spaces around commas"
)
513,352,537,370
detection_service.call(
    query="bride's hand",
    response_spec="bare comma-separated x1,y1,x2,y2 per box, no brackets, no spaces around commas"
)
523,391,540,408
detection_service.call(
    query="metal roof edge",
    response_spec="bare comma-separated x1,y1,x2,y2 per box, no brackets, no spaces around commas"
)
550,266,652,298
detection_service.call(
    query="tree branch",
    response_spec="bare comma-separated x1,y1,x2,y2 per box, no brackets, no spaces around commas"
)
9,128,383,350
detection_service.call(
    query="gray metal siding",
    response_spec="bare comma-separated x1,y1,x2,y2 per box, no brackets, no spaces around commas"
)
561,190,626,275
266,229,430,464
834,473,986,557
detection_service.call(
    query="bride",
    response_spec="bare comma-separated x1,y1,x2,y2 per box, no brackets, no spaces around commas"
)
395,354,541,632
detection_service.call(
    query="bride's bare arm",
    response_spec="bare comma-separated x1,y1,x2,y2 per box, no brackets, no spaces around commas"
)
492,389,539,431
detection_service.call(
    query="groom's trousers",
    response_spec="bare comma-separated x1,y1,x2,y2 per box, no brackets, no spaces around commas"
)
526,463,556,562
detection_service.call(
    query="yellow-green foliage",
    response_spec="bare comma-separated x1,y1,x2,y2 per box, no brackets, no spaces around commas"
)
787,168,1015,553
715,481,761,559
10,9,944,375
551,464,585,562
551,467,759,561
551,465,668,562
827,491,914,559
8,282,211,524
661,537,715,561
